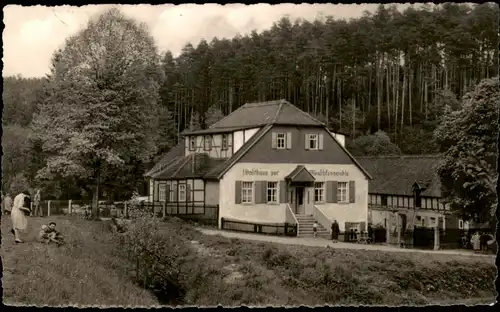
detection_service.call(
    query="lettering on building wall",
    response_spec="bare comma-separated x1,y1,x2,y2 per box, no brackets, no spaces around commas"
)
242,169,280,176
309,169,349,177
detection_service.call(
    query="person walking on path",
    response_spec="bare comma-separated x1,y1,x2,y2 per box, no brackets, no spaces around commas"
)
313,221,318,238
33,189,42,217
3,193,13,216
10,191,32,243
471,232,481,253
331,220,340,243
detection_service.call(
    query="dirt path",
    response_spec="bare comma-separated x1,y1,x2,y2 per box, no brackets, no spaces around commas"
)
197,228,494,258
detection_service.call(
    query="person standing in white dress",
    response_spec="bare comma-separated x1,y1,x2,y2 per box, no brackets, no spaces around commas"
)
11,192,31,243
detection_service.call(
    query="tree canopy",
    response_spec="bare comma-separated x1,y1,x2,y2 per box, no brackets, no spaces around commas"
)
30,8,163,215
434,76,499,223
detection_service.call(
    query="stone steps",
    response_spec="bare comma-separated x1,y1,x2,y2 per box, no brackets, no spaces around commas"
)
295,214,331,238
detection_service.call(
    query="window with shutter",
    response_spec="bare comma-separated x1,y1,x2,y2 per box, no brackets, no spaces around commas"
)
271,133,277,149
337,182,348,203
241,182,254,204
178,184,186,202
204,135,211,151
267,182,278,203
279,181,287,203
314,182,325,202
318,133,324,150
235,181,242,204
349,181,355,203
221,134,228,150
189,136,196,151
286,132,292,149
308,134,319,150
276,133,286,149
159,184,166,202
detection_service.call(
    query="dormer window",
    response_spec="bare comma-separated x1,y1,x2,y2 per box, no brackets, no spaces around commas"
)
189,136,196,151
221,134,228,150
204,135,212,151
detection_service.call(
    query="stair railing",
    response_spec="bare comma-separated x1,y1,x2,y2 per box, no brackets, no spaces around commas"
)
286,203,300,236
314,205,332,235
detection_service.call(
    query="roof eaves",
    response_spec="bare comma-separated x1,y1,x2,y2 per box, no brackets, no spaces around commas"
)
216,124,274,179
325,127,373,180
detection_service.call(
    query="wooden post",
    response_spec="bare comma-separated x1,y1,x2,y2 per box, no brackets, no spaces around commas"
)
396,213,401,248
385,211,391,245
30,202,33,216
124,202,128,219
47,200,51,217
69,200,72,215
162,201,166,219
434,226,440,250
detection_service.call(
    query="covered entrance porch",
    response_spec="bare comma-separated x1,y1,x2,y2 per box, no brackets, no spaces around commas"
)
285,165,316,216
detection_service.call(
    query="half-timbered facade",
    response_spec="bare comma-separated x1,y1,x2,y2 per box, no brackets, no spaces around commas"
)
356,155,466,231
146,100,371,235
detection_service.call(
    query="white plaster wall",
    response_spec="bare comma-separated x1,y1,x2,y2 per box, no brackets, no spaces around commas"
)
233,128,260,154
332,133,346,147
219,162,369,231
233,131,244,153
371,209,447,230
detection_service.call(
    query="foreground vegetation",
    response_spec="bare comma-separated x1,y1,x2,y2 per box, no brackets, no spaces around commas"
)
1,216,158,306
2,215,496,306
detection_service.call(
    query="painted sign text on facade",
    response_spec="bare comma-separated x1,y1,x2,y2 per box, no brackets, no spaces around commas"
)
309,169,349,177
242,169,280,176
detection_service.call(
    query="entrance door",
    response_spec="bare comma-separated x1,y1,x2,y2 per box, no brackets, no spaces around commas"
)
295,187,305,214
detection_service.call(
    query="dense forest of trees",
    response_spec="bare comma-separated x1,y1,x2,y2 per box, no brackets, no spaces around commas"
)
2,3,498,202
158,3,498,153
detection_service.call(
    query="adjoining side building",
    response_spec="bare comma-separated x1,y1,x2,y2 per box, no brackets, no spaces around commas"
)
145,99,372,236
356,155,469,233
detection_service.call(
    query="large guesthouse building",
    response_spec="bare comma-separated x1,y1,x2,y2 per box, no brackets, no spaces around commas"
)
146,100,372,236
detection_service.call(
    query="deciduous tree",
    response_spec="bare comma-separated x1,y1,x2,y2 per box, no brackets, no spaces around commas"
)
31,8,163,218
434,77,499,223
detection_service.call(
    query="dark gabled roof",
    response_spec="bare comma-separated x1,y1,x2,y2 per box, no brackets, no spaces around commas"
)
152,153,227,180
355,155,443,197
185,100,325,136
204,125,273,179
285,165,316,183
145,143,185,177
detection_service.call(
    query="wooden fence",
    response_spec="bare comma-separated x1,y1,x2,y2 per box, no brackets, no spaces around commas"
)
32,200,219,225
221,218,297,237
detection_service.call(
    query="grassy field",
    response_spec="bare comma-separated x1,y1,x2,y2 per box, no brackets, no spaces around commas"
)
1,216,158,307
1,215,496,306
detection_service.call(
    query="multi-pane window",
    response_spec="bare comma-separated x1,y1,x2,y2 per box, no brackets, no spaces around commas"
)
337,182,348,203
159,184,166,202
314,182,325,202
276,133,286,149
178,184,186,202
241,182,254,203
221,134,228,150
189,136,196,151
308,134,318,150
381,195,388,206
267,182,278,203
204,135,211,151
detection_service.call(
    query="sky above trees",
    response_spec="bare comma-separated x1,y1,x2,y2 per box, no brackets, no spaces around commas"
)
4,3,432,78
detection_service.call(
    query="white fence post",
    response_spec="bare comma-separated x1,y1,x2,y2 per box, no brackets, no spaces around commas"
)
47,200,51,217
69,199,72,215
434,226,440,250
